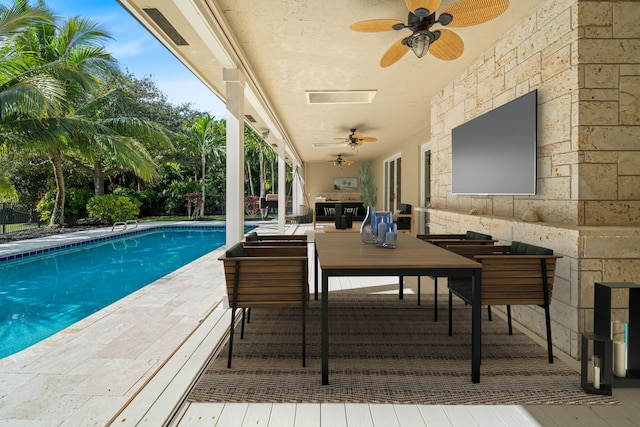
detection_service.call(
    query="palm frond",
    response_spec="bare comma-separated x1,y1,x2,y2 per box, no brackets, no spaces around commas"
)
0,73,66,117
100,117,173,150
0,0,52,42
69,46,119,77
96,135,159,181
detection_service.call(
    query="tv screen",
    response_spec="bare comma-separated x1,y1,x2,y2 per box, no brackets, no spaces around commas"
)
451,90,537,195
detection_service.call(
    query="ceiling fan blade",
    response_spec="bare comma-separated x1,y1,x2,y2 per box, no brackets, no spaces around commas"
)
405,0,441,15
430,29,464,60
350,19,404,32
314,142,347,148
356,136,377,143
380,38,410,68
443,0,509,28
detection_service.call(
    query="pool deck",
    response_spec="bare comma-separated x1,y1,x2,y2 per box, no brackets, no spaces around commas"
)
0,221,282,426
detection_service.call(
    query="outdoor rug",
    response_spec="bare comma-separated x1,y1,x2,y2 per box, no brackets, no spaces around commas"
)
187,293,618,405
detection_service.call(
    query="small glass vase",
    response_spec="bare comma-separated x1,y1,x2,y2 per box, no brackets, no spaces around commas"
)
360,206,376,243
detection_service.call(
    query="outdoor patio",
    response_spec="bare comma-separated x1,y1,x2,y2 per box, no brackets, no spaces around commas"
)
1,223,639,426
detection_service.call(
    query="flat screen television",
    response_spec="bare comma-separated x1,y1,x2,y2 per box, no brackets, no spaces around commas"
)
451,90,537,195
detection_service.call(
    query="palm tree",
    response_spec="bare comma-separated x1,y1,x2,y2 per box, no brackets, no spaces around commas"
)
7,13,118,225
184,113,224,217
63,117,173,196
264,140,278,195
244,126,277,199
0,1,60,201
243,127,261,197
62,88,174,196
0,1,62,123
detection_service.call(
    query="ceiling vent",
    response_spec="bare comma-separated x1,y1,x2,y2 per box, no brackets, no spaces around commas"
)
143,8,188,46
306,90,377,105
244,114,256,123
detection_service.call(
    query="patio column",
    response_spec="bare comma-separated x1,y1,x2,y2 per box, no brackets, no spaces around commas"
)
292,165,303,215
224,68,245,246
277,140,286,233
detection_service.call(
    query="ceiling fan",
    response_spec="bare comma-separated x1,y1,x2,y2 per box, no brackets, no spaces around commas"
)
350,0,510,67
330,154,354,168
314,128,377,150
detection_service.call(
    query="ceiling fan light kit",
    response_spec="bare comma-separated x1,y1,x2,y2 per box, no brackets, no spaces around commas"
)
350,0,510,67
406,30,434,58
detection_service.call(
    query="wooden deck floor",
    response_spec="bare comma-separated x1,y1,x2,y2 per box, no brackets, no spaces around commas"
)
169,383,640,426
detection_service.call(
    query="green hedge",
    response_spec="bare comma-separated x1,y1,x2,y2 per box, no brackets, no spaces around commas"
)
87,194,140,224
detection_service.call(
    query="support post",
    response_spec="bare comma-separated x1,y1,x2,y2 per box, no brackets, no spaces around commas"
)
224,68,245,246
278,140,286,233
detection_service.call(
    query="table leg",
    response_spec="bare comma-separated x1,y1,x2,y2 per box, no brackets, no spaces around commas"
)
399,276,404,300
314,243,319,300
471,268,482,383
322,271,329,385
434,277,438,322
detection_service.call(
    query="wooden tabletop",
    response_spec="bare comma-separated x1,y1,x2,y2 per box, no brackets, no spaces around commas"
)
320,224,361,233
314,233,481,271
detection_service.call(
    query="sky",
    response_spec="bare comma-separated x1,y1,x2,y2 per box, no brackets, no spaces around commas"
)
44,0,227,118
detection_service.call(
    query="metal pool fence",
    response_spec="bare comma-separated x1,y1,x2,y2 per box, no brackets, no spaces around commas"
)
1,202,40,234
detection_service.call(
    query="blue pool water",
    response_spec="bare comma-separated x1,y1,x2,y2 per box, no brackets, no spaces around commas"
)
0,226,230,358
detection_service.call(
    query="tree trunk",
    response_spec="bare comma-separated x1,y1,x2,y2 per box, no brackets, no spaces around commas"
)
200,145,206,217
259,151,265,198
93,160,105,195
271,161,275,193
246,161,255,196
48,151,65,226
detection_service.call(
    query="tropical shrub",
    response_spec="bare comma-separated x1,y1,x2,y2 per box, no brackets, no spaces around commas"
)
164,181,200,215
36,188,94,225
244,195,260,216
185,191,203,218
86,195,140,223
111,187,165,217
112,188,143,207
134,189,165,217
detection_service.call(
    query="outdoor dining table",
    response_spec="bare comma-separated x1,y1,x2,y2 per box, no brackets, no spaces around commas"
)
314,232,483,384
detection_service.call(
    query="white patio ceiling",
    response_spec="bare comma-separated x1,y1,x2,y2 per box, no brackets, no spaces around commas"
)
117,0,544,167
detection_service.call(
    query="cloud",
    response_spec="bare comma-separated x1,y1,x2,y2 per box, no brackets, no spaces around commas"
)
106,37,150,59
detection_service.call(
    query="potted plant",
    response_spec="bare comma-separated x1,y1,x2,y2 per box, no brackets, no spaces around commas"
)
358,161,377,243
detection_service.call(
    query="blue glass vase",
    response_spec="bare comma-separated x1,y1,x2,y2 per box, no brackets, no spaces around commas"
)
372,211,392,244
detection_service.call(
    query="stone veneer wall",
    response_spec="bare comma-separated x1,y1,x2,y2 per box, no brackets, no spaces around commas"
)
428,0,640,359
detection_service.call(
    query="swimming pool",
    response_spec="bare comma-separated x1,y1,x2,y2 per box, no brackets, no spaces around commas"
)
0,225,236,358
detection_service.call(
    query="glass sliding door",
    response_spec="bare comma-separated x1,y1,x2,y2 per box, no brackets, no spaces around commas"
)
384,155,401,212
420,144,431,234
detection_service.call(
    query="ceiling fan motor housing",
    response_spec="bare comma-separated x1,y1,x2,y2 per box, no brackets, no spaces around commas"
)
407,11,436,30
